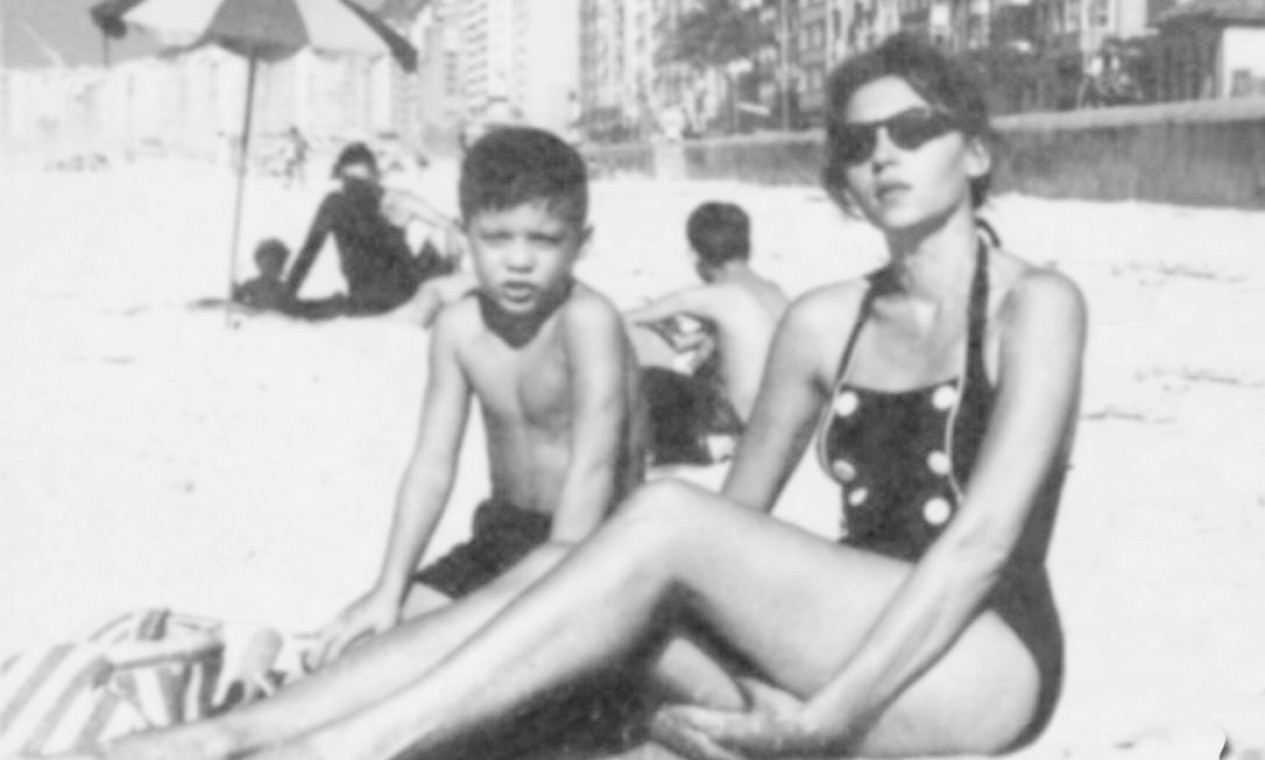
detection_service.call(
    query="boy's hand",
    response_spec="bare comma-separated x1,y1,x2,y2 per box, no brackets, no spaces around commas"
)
309,587,401,670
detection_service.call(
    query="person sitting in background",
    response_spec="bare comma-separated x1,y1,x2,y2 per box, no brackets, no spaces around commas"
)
627,201,789,465
379,186,474,328
232,238,293,312
284,143,446,316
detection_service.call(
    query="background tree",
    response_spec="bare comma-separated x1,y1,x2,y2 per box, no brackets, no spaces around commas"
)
658,0,766,133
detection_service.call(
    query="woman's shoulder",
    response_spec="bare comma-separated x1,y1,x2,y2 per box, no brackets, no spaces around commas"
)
787,274,877,329
991,250,1088,335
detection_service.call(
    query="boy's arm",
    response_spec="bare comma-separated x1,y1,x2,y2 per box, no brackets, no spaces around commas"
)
375,311,473,599
315,309,472,662
549,297,636,543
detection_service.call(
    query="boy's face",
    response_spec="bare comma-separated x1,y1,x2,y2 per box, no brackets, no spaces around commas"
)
465,200,588,318
258,253,286,279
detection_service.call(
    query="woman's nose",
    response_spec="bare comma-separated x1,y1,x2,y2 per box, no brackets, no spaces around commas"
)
870,126,900,164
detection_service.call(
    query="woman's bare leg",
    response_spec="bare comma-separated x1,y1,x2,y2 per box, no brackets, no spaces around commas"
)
266,480,1040,760
101,545,573,760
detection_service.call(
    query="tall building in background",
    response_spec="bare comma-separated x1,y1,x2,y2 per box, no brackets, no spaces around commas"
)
579,0,659,141
409,0,465,152
453,0,579,136
372,0,466,153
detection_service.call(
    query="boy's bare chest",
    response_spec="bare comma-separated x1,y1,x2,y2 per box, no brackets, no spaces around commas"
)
464,336,573,426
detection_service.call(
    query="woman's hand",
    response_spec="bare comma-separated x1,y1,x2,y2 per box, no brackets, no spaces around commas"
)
651,678,858,759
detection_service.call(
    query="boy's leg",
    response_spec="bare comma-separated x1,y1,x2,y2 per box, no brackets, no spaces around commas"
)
399,585,452,620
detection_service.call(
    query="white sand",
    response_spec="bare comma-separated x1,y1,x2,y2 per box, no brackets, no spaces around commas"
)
3,162,1265,756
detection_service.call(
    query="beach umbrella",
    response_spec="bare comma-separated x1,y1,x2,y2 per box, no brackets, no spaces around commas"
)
89,0,419,323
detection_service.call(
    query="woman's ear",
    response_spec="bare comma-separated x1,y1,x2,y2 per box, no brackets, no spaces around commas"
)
964,136,992,180
825,182,865,220
821,166,862,218
577,225,594,259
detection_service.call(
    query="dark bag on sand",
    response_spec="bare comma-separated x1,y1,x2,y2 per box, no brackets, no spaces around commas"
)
642,367,743,466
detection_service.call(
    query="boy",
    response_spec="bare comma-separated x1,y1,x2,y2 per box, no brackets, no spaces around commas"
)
232,238,293,312
312,126,646,664
627,201,788,463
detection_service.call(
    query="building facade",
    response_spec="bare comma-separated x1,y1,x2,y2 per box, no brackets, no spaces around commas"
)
451,0,580,137
1153,0,1265,100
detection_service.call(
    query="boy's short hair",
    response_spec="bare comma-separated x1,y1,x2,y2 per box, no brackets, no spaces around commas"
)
331,142,378,178
459,127,588,228
686,202,750,266
254,238,290,267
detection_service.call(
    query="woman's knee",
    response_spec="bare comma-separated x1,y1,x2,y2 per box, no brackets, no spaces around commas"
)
617,479,714,537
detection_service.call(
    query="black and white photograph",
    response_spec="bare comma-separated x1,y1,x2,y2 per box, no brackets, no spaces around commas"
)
2,1,1265,758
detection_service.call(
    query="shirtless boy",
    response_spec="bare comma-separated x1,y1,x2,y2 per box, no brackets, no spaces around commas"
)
314,125,646,658
628,201,788,463
89,126,645,760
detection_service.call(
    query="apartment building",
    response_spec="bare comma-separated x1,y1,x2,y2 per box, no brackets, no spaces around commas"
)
579,0,662,140
1153,0,1265,100
451,0,579,136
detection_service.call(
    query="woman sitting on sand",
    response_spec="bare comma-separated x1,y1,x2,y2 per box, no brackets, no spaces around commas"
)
92,34,1085,760
284,143,450,316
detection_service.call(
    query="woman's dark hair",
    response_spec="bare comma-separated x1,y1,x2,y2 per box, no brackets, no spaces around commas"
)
822,33,995,209
330,142,378,178
687,201,750,266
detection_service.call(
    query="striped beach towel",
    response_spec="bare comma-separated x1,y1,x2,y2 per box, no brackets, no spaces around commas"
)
0,609,300,757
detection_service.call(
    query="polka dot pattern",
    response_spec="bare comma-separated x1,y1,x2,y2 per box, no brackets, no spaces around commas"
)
923,497,952,526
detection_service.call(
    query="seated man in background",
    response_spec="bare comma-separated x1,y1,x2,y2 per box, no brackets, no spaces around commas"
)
285,143,451,316
628,201,789,465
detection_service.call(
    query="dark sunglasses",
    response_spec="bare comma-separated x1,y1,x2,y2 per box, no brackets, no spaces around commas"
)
832,107,960,166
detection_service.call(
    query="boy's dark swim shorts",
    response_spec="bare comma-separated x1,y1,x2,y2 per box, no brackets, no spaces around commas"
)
412,500,553,599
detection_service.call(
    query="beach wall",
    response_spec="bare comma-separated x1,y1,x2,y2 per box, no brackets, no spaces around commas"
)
587,97,1265,208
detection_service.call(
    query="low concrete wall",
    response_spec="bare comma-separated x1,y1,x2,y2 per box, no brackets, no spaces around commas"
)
586,98,1265,208
995,98,1265,207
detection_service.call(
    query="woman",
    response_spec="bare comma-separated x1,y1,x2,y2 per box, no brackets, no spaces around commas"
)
100,35,1085,760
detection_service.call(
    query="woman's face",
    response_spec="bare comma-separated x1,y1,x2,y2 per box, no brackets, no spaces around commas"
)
836,76,988,233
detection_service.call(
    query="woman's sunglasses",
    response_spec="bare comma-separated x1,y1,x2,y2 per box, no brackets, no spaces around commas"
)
832,107,960,166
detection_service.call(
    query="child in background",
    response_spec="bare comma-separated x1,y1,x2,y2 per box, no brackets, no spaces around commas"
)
628,201,789,464
232,239,293,312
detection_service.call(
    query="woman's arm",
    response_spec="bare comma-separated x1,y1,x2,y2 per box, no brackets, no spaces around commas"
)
720,291,845,513
285,194,337,296
692,271,1088,755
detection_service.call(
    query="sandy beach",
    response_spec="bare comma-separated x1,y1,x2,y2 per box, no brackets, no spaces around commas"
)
3,160,1265,757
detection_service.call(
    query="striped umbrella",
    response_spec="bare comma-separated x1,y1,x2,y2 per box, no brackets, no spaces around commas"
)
90,0,420,324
